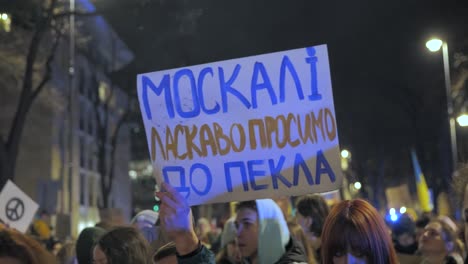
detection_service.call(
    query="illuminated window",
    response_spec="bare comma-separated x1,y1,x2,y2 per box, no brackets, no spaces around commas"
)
98,82,109,102
0,13,11,32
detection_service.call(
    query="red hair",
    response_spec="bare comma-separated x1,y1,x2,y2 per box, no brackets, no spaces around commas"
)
321,199,398,264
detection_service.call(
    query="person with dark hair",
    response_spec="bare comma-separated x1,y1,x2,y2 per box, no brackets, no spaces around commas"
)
321,199,398,264
0,228,58,264
0,230,35,264
93,226,152,264
295,194,329,262
76,227,106,264
235,199,308,263
153,242,177,264
391,214,418,255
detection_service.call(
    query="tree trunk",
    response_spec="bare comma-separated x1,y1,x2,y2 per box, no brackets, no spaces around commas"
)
0,0,58,189
0,138,10,189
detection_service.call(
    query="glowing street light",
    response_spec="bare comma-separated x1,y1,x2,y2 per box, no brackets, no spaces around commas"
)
426,38,443,52
354,181,362,190
389,208,396,215
341,149,350,159
457,114,468,127
400,206,407,214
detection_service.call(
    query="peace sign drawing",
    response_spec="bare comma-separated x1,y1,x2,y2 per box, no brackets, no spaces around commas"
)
5,198,25,221
0,180,38,233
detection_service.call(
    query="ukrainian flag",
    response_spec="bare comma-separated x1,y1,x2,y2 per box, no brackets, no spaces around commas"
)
410,149,433,212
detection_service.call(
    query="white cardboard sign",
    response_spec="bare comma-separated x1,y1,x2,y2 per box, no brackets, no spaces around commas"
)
137,44,343,205
0,180,39,233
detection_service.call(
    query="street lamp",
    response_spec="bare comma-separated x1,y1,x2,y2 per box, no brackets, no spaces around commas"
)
354,181,362,190
426,38,458,171
341,149,350,159
457,114,468,127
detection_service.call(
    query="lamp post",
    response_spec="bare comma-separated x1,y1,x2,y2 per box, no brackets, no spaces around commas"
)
426,38,458,172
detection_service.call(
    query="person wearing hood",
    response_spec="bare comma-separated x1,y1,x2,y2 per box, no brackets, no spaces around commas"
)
155,182,306,264
235,199,308,264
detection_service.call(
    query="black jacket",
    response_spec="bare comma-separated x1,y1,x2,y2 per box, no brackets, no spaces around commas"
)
275,238,309,264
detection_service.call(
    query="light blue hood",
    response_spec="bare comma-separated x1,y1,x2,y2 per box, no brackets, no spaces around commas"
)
256,199,290,264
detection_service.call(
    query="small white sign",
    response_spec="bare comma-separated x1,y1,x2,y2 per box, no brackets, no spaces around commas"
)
0,180,39,233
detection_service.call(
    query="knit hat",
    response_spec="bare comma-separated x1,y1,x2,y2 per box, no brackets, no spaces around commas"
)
131,210,159,226
76,227,106,264
33,219,51,240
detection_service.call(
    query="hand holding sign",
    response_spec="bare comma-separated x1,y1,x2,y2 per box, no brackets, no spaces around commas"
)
156,182,199,255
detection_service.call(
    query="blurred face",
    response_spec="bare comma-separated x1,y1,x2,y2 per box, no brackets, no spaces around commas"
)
155,255,177,264
93,245,108,264
296,212,311,234
333,252,367,264
235,208,259,259
397,233,415,247
415,227,425,243
418,222,447,255
227,239,242,263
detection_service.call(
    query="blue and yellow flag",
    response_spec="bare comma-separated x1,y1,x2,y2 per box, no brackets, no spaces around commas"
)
410,149,433,212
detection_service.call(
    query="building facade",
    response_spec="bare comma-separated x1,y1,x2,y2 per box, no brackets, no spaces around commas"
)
0,0,134,238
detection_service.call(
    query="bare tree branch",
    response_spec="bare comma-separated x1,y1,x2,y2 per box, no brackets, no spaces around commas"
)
53,11,99,19
30,28,63,101
7,0,58,150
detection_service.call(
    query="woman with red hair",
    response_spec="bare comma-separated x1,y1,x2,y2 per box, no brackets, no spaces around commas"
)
321,199,398,264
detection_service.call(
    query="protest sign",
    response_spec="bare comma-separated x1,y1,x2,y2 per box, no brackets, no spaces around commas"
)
0,180,39,232
137,44,343,205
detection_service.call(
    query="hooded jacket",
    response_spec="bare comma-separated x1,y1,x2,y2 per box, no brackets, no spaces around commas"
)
178,199,307,264
256,199,307,264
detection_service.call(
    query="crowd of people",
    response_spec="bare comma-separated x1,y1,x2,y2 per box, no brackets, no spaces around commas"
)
2,179,468,264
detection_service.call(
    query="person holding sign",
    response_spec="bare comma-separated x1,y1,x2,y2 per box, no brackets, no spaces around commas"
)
155,183,215,264
156,182,308,264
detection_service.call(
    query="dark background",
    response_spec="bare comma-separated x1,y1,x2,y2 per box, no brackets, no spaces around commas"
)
95,0,468,204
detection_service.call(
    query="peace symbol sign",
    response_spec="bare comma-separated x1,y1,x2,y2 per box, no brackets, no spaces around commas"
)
5,197,25,221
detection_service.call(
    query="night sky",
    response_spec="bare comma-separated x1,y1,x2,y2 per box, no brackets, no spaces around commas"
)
95,0,468,193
